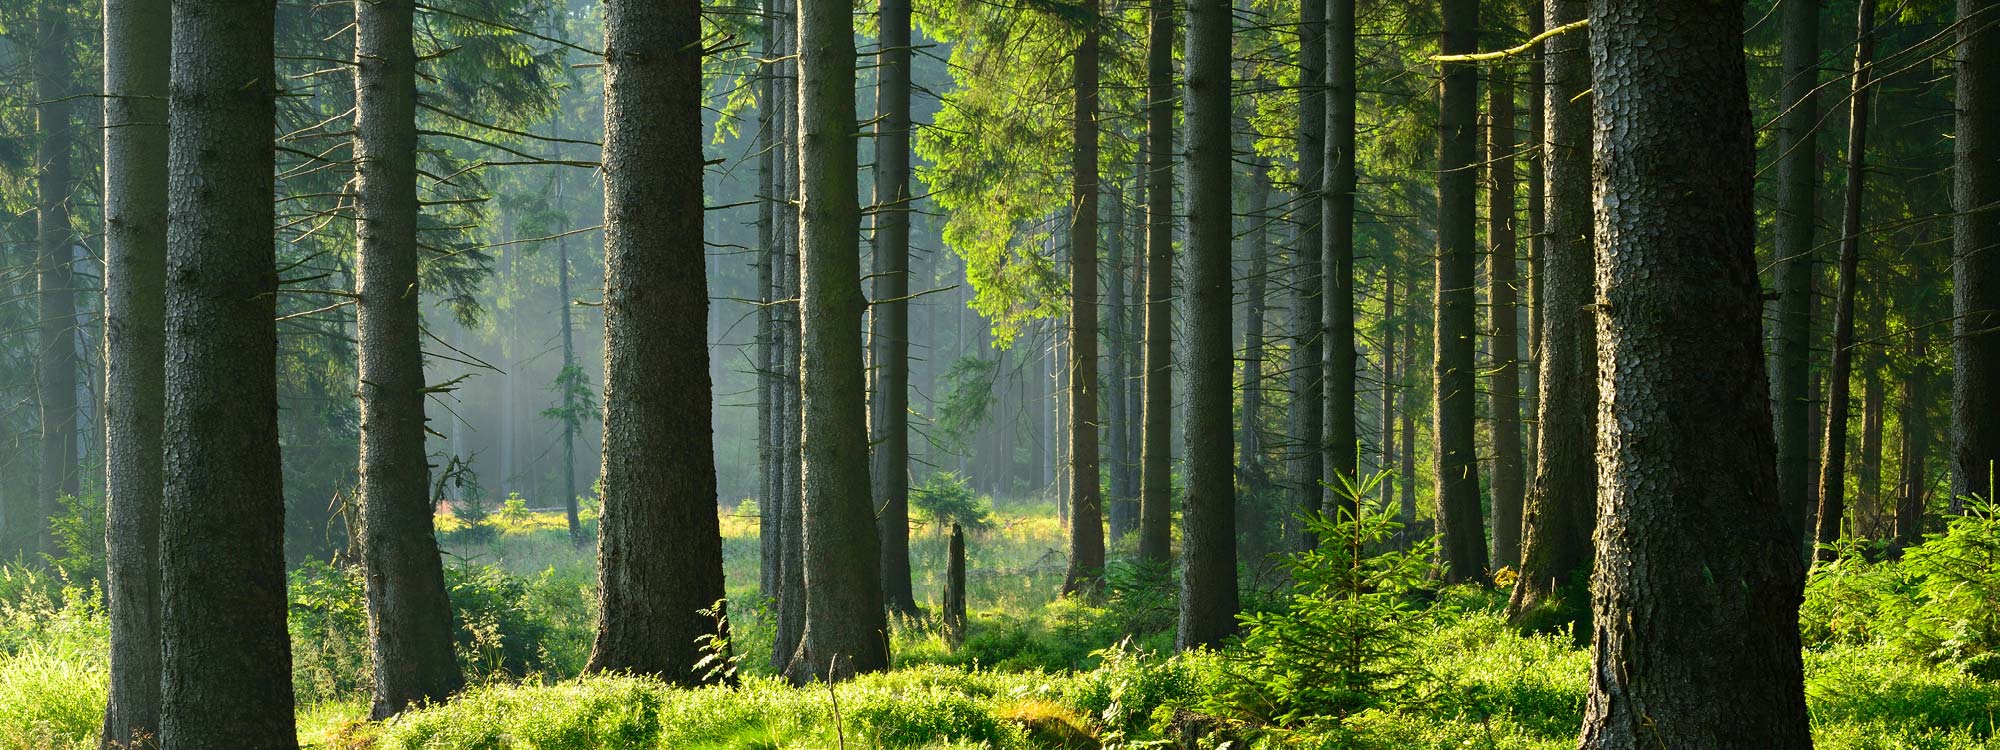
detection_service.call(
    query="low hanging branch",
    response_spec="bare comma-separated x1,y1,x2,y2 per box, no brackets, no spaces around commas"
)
1431,18,1589,63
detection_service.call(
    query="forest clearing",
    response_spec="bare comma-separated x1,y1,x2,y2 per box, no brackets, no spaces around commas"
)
0,0,1998,747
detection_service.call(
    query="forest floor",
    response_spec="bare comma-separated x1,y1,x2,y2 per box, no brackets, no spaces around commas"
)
2,488,1998,749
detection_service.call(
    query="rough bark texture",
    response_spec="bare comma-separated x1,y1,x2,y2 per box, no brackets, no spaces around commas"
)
159,1,298,745
1240,166,1271,487
355,0,464,717
1379,276,1396,511
872,0,919,615
587,0,729,685
36,0,80,559
771,0,807,671
1775,0,1823,543
1523,7,1545,478
1288,0,1327,545
1063,2,1105,595
1137,0,1175,566
1815,0,1876,564
1953,0,2000,508
1506,0,1595,625
1177,0,1236,651
100,0,169,741
1107,167,1135,541
1578,0,1815,744
756,0,778,597
1322,0,1357,519
788,0,890,681
1896,332,1931,550
1433,0,1486,584
944,523,967,644
1486,51,1524,570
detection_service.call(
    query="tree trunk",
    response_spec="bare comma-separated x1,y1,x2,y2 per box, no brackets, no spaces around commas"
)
1814,0,1876,564
1107,162,1135,542
1379,276,1396,511
1177,0,1236,651
159,1,298,744
787,0,891,681
355,0,464,716
872,0,919,615
1858,318,1884,535
100,0,169,740
1523,7,1544,479
1775,0,1823,546
1063,2,1105,595
1896,331,1931,550
757,0,779,597
1952,0,2000,510
944,523,967,644
1433,0,1486,585
1125,171,1146,539
557,208,581,547
1137,0,1175,566
1239,162,1274,567
1486,43,1523,570
1578,0,1814,743
36,0,80,559
772,0,807,671
1399,308,1418,541
1322,0,1356,519
1507,0,1595,624
1288,0,1326,547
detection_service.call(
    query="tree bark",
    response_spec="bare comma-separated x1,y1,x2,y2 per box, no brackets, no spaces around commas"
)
1578,0,1814,744
1379,276,1395,512
1240,164,1271,487
1814,0,1876,564
1178,0,1236,651
1107,162,1135,542
100,0,169,740
588,0,729,685
36,0,80,559
1288,0,1326,547
1433,0,1486,584
787,0,890,681
1137,0,1175,566
1896,331,1931,550
1486,41,1523,570
160,0,297,745
1775,0,1823,545
1952,0,2000,510
355,0,464,716
1322,0,1357,521
1507,0,1595,624
872,0,919,615
757,0,779,597
1063,1,1106,595
1523,7,1544,479
771,0,807,671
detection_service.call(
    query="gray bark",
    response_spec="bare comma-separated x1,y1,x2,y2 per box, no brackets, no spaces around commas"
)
1814,0,1876,563
1287,0,1326,546
1486,49,1523,570
1063,1,1105,595
1953,0,2000,509
1775,0,1822,543
871,0,918,615
37,0,80,559
1433,0,1486,584
1137,0,1175,565
1322,0,1357,518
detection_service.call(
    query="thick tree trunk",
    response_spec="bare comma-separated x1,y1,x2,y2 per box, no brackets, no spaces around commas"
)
1288,0,1326,547
36,0,79,559
100,0,169,741
1814,0,1876,564
1322,0,1356,518
1486,47,1523,570
355,0,465,717
159,1,297,745
788,0,890,681
1775,0,1823,544
1578,0,1814,744
872,0,919,615
1178,0,1236,651
1433,0,1486,584
1063,2,1105,595
1507,0,1595,624
1137,0,1175,566
1952,0,2000,510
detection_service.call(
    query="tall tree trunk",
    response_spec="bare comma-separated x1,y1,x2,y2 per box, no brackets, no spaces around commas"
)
1137,0,1176,565
788,0,890,681
1288,0,1326,547
1775,0,1823,545
1523,7,1544,478
1399,307,1418,540
1107,164,1134,542
1486,42,1523,570
557,209,581,547
1239,162,1274,566
1433,0,1486,584
1507,0,1595,624
1952,0,2000,510
772,0,807,671
1379,276,1396,511
1322,0,1357,520
1063,2,1105,594
159,0,298,744
100,0,169,740
1124,168,1145,539
872,0,919,615
1814,0,1876,564
1859,365,1884,534
1178,0,1236,651
355,0,464,716
1579,0,1814,743
36,0,80,559
1896,331,1930,550
757,0,779,597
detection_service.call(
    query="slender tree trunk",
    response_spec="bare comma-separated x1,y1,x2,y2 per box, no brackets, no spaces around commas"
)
1124,169,1145,538
1321,0,1356,520
757,0,779,596
772,0,807,671
36,0,80,558
872,0,919,615
1775,0,1823,544
1814,0,1876,564
100,0,169,740
1379,276,1395,511
1107,165,1134,542
1288,0,1327,547
557,209,581,547
355,0,464,716
1178,0,1236,651
1486,43,1523,570
1952,0,2000,509
1239,162,1274,566
1578,0,1814,743
1507,0,1595,624
788,0,890,681
160,0,298,744
1434,0,1486,584
1137,0,1176,565
1399,307,1418,539
944,523,967,643
1523,7,1544,478
1063,1,1106,594
1896,331,1931,550
1859,366,1884,534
